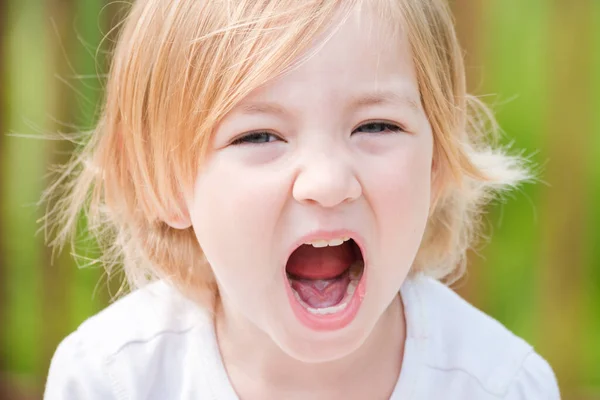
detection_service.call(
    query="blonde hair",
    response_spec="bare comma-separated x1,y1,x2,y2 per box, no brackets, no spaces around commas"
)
45,0,530,302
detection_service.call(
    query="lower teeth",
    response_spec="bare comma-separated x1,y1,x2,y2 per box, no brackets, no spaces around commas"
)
348,260,363,280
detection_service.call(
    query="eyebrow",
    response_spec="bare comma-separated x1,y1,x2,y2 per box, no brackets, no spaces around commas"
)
348,90,422,115
238,102,287,116
236,90,422,117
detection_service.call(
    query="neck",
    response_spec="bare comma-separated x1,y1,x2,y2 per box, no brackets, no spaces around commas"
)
215,294,405,398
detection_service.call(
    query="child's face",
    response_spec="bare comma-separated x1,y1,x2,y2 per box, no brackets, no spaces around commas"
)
188,7,433,361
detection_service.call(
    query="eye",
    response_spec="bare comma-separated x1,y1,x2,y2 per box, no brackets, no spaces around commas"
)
353,121,405,134
231,131,282,145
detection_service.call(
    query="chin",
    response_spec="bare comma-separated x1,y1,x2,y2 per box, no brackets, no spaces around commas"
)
274,319,372,364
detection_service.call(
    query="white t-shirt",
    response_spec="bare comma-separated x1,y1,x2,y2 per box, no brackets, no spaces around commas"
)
44,275,560,399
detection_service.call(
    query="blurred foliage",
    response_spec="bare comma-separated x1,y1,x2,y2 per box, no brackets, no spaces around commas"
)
0,0,598,399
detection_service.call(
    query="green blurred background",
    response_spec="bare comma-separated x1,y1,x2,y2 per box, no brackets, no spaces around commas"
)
0,0,598,399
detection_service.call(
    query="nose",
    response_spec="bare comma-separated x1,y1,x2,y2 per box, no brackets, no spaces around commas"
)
292,148,362,208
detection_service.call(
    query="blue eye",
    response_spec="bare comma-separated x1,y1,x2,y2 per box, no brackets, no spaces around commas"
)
353,122,404,134
231,122,404,145
232,132,281,145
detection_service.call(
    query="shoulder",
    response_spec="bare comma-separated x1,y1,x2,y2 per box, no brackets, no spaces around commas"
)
404,276,560,399
44,281,215,399
71,280,209,353
44,329,117,399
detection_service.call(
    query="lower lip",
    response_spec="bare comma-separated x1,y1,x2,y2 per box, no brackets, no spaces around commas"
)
284,266,367,332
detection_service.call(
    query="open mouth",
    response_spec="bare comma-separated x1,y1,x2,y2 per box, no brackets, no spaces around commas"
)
284,236,366,330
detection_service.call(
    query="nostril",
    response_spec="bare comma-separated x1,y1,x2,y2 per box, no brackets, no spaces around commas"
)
292,175,361,208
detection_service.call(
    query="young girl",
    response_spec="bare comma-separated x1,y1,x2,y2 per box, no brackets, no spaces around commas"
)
44,0,560,399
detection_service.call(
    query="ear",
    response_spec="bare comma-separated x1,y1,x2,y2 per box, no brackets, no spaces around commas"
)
429,156,445,212
163,190,192,230
164,211,192,230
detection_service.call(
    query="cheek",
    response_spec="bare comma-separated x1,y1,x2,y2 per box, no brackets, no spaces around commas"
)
369,135,432,203
189,158,289,293
367,137,433,248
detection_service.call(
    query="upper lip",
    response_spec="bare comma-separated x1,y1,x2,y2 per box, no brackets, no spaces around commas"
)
284,229,367,266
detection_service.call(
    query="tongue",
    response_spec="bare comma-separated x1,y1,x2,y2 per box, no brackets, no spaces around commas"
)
286,242,355,308
290,274,350,308
286,242,355,279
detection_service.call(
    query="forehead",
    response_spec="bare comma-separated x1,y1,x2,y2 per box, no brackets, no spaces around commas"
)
230,3,420,116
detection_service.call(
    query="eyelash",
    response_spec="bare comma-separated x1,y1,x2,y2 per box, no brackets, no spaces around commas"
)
231,121,405,145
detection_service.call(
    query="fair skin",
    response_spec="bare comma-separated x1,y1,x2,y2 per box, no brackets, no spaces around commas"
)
174,6,435,400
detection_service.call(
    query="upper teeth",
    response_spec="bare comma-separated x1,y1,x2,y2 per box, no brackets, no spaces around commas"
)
305,237,350,248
